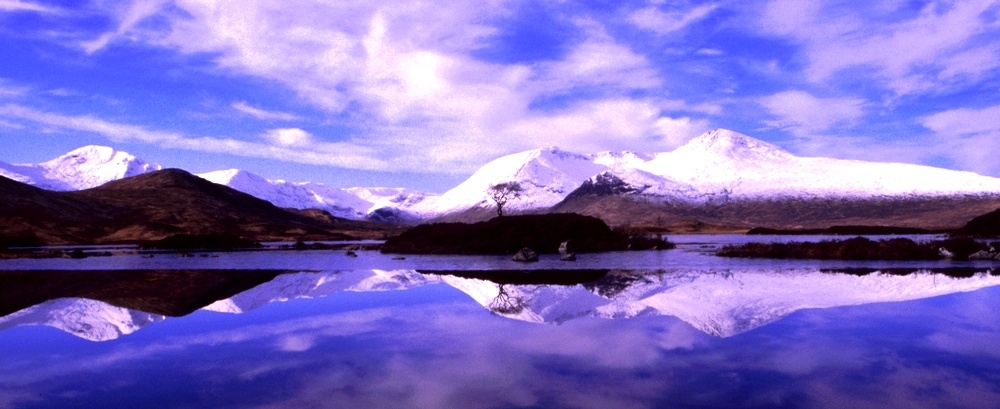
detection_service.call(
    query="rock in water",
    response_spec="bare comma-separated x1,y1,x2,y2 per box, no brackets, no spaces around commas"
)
512,247,538,262
969,250,995,260
560,252,577,261
559,240,573,255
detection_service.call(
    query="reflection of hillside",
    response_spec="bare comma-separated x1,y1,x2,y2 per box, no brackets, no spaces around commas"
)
0,299,163,342
0,269,436,341
437,269,1000,337
6,268,1000,342
0,270,290,317
204,270,438,313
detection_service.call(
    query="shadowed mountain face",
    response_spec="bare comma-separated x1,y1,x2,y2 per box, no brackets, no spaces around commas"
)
0,169,398,244
959,208,1000,237
551,192,1000,230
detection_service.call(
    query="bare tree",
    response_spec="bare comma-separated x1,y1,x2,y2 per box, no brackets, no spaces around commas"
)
487,182,523,217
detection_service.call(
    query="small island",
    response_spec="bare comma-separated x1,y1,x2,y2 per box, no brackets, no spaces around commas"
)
381,213,673,255
717,236,999,261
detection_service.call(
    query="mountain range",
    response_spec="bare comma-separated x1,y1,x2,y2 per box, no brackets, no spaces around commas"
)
4,129,1000,232
0,168,397,244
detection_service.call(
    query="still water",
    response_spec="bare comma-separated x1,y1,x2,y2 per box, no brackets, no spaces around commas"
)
2,236,1000,408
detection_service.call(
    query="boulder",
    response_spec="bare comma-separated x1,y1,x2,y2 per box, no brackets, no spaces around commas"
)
512,247,538,262
560,252,577,261
558,240,573,255
938,247,955,259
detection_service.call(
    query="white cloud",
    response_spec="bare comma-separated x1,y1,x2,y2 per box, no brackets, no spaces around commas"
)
760,90,866,137
920,105,1000,176
629,4,718,35
530,21,662,94
0,0,57,13
759,0,1000,95
232,101,301,121
263,128,313,147
921,105,1000,137
28,1,721,174
0,79,28,98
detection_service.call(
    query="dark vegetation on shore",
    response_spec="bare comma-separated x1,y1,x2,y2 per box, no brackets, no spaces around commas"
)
746,225,936,235
140,234,262,250
382,213,674,255
718,237,999,261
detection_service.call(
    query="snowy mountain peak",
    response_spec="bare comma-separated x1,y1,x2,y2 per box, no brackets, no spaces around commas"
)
674,128,792,162
410,146,608,216
198,168,269,186
1,145,162,191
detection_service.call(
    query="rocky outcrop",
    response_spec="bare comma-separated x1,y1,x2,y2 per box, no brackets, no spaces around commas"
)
512,247,538,262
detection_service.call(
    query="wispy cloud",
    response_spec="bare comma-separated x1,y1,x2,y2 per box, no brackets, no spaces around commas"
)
232,101,301,121
760,90,866,137
629,3,718,35
0,0,57,13
759,0,1000,95
81,0,169,53
0,104,389,171
920,104,1000,176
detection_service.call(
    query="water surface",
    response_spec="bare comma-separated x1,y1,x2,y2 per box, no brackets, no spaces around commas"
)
2,236,1000,408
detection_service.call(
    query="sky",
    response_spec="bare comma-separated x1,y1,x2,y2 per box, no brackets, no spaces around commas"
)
0,0,999,192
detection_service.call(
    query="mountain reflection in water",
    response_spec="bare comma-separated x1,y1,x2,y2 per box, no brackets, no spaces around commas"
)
3,268,999,340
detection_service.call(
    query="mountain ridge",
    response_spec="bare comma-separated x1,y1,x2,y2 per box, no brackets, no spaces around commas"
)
6,128,1000,230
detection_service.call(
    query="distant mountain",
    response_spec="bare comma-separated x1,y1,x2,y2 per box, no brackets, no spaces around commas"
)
0,145,160,190
197,169,434,223
0,169,395,244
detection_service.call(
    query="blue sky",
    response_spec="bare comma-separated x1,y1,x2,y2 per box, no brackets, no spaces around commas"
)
1,0,999,191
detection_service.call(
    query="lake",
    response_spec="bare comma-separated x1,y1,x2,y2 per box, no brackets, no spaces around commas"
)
2,236,1000,408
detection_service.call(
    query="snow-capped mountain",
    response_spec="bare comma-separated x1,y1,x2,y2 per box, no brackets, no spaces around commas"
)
197,169,436,222
409,147,613,217
6,128,1000,226
0,298,164,342
634,129,1000,198
441,269,1000,337
0,145,161,190
415,129,1000,218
